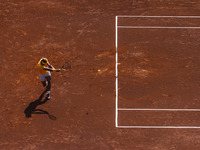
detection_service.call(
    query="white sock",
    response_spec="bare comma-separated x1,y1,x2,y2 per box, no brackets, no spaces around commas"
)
46,82,48,87
47,91,50,94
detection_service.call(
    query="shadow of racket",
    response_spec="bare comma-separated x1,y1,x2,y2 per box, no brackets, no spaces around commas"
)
33,109,57,120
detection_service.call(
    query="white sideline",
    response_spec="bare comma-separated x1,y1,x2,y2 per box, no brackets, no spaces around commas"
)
117,15,200,18
118,26,200,29
118,108,200,111
117,126,200,129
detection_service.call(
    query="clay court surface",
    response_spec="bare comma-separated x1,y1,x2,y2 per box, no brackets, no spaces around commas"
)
2,0,200,150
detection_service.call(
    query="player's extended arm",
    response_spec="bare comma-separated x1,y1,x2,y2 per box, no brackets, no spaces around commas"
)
44,67,61,72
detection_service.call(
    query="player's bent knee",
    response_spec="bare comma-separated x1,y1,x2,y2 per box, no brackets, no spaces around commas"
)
46,76,51,82
42,81,46,87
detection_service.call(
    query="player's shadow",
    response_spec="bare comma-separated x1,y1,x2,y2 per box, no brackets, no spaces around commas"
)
24,89,56,120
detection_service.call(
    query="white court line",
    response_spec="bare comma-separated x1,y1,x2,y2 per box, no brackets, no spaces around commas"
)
118,108,200,111
115,16,118,127
117,126,200,129
115,15,200,129
117,15,200,18
118,26,200,29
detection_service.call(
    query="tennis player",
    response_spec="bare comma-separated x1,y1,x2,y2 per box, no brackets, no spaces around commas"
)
37,58,60,100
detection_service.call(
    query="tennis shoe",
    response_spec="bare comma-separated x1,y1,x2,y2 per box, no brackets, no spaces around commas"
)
46,93,50,100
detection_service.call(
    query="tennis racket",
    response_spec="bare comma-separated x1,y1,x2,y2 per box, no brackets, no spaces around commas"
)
61,62,71,71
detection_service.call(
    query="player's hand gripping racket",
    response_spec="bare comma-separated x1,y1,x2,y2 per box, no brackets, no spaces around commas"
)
61,62,71,71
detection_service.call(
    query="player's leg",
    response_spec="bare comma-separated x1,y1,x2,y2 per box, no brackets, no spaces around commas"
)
45,72,51,100
39,74,46,87
42,81,46,87
46,76,51,91
45,76,51,100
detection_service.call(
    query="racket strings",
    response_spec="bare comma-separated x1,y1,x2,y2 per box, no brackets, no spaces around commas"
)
62,62,71,70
